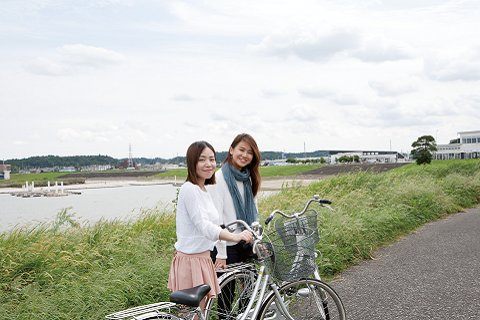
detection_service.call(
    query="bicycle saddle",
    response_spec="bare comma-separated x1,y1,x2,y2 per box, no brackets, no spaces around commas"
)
169,284,211,307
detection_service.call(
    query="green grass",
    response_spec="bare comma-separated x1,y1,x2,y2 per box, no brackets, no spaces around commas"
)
1,159,480,319
259,164,322,177
153,168,188,179
0,172,85,188
153,164,323,179
1,165,321,186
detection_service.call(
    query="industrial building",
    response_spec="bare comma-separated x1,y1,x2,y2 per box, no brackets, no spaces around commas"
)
434,130,480,160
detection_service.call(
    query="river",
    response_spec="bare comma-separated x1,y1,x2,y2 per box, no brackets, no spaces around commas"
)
0,184,178,232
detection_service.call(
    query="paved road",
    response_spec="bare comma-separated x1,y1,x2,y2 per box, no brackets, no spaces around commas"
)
331,208,480,320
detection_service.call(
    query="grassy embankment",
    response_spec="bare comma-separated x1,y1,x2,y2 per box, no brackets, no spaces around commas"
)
153,164,323,179
0,172,85,188
1,160,480,319
0,164,322,188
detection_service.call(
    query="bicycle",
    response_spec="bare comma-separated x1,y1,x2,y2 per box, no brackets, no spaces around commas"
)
205,195,345,320
105,196,346,320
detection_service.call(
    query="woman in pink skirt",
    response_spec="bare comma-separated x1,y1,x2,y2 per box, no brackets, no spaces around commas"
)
168,141,253,308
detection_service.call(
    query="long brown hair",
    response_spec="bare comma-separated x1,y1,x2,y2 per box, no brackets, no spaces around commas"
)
224,133,261,196
186,141,216,186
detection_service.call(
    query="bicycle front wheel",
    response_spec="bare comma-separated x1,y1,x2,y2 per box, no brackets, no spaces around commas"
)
205,268,257,320
258,278,346,320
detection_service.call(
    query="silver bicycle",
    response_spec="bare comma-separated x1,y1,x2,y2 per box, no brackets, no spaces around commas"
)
106,197,346,320
206,196,346,320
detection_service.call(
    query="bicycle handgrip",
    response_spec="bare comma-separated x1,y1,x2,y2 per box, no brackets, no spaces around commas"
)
265,215,274,225
319,199,332,205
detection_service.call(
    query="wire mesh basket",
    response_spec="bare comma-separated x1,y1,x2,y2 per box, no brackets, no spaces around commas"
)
260,217,319,282
274,209,319,245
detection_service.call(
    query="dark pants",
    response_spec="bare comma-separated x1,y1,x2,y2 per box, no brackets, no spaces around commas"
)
211,243,253,319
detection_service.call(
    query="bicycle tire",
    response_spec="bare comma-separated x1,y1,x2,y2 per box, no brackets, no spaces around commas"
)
257,278,346,320
205,268,258,320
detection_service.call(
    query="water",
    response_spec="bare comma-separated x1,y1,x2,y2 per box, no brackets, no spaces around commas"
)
0,184,178,232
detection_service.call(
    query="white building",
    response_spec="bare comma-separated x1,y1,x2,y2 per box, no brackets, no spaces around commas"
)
330,151,405,163
435,130,480,160
0,164,11,180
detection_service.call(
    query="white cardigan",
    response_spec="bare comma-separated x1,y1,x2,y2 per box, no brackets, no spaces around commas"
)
208,168,257,260
174,181,223,254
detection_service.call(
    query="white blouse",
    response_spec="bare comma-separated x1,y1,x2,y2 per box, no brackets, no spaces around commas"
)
174,181,223,254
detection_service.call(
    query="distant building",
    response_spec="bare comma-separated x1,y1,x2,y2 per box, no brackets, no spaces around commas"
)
0,164,11,180
435,130,480,160
81,164,112,171
330,150,405,163
60,166,77,172
263,150,406,165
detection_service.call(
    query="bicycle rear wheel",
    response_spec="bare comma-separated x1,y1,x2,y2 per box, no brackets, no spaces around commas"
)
258,278,346,320
205,268,257,320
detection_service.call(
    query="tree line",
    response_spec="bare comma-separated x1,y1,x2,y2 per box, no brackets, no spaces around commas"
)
6,155,117,172
5,150,335,172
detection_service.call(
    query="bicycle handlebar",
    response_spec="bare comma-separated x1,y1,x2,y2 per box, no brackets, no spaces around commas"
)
222,195,333,236
264,195,333,225
224,219,261,239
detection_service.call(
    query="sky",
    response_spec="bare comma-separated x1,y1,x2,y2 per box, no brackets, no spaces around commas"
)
1,0,480,159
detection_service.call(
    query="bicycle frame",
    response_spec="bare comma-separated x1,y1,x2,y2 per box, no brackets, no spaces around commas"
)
207,221,298,320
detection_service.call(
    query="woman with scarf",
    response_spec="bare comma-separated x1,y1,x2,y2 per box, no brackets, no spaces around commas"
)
209,133,261,269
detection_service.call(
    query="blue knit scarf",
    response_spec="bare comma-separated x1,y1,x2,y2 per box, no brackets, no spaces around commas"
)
222,162,258,226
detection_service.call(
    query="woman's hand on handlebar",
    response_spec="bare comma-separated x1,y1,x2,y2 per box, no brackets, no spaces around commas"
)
235,230,253,244
219,228,253,243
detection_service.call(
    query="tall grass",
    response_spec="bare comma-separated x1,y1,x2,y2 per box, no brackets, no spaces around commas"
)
259,159,480,275
1,159,480,319
0,208,176,319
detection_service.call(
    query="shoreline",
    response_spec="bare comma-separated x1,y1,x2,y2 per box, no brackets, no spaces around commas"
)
0,177,320,195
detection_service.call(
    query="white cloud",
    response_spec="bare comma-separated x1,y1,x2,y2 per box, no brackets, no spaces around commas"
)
250,28,360,61
454,94,480,118
298,87,331,99
56,121,149,144
2,0,480,158
351,36,414,62
26,57,70,76
288,104,321,123
251,29,415,64
424,47,480,81
260,89,285,98
172,94,195,101
59,44,125,67
369,79,418,97
25,44,125,76
298,87,359,105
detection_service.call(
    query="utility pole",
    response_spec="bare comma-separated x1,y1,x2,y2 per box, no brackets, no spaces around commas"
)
128,144,134,169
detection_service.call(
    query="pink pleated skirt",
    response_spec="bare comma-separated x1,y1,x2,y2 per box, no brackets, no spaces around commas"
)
167,250,221,298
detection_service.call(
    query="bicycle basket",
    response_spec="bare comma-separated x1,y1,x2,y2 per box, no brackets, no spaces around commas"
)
274,209,319,245
261,224,317,282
